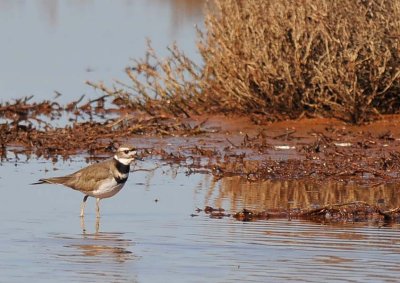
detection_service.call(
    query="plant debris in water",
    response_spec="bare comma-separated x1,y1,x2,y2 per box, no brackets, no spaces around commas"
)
2,96,400,186
196,204,400,224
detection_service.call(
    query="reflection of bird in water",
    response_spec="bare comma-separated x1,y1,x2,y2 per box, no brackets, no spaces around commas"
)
55,218,135,265
32,145,137,218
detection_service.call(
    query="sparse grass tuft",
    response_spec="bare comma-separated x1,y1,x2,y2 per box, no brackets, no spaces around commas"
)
89,0,400,124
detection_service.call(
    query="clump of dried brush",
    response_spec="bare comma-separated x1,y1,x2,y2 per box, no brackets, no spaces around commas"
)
88,0,400,124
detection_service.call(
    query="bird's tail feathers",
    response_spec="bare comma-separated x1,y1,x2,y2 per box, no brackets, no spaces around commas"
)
31,176,71,185
31,180,47,185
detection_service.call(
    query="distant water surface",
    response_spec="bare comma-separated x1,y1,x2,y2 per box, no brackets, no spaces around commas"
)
0,0,205,103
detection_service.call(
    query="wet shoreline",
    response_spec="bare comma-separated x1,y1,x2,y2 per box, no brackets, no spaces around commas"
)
2,97,400,185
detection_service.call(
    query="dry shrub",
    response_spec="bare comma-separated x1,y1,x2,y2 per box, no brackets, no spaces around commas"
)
89,0,400,124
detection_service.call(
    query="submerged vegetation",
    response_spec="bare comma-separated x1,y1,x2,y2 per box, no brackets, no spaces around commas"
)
89,0,400,124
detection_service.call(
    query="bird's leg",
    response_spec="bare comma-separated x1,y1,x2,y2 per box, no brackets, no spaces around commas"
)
95,217,100,234
96,198,101,218
80,195,89,218
80,216,86,234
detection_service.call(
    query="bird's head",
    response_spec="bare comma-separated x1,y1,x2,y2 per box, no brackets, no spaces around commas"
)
114,145,137,165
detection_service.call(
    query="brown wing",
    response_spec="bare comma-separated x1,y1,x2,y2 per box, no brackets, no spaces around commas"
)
63,159,114,192
34,159,114,193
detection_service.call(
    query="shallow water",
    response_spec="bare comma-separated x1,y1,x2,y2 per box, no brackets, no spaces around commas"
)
1,155,400,282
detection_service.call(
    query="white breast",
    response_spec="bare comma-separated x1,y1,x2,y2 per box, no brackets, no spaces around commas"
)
91,178,126,199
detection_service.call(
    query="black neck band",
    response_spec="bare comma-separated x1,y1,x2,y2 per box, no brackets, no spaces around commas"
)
114,158,130,174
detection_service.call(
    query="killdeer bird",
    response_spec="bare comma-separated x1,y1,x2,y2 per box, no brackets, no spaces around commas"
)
32,145,137,218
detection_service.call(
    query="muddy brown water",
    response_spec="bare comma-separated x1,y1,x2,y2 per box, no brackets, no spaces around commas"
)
1,154,400,282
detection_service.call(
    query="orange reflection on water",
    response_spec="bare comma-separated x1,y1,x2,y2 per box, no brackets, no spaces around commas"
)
206,176,400,212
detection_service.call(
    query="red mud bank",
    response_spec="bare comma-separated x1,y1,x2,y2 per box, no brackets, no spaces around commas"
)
1,98,400,185
134,114,400,184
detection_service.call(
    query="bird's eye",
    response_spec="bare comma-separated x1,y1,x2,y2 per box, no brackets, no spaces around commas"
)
124,150,129,154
